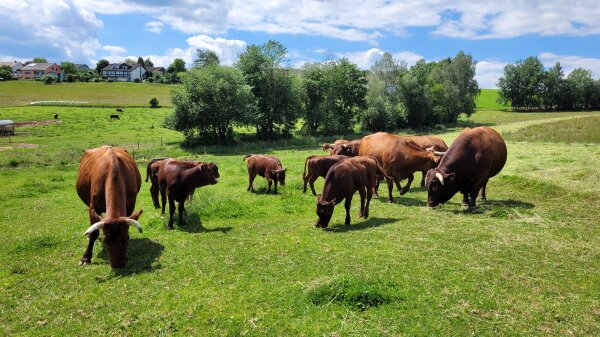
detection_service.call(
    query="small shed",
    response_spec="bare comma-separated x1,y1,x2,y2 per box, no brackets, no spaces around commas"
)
0,120,15,136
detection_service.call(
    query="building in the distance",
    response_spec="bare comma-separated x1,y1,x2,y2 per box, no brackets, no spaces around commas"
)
101,63,146,82
19,63,62,80
74,64,91,72
0,61,24,79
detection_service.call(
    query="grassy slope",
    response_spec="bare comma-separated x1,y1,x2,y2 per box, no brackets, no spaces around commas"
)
475,89,507,110
1,106,600,336
0,81,173,107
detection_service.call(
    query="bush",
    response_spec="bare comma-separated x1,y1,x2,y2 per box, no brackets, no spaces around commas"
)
42,75,55,84
149,97,159,108
134,78,141,83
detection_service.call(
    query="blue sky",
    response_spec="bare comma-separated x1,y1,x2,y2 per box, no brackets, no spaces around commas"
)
1,0,599,88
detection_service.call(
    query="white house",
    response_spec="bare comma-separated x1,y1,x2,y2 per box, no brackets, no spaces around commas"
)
0,61,24,78
101,63,146,82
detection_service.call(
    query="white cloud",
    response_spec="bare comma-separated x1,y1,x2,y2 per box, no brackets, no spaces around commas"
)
538,52,600,78
145,21,163,34
0,0,102,61
102,45,127,54
475,60,507,89
326,48,423,69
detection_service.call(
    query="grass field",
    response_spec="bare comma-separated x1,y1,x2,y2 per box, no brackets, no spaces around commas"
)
0,81,173,107
475,89,507,110
1,98,600,334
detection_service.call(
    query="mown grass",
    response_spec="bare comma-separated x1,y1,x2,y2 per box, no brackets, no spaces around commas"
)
1,105,600,335
0,81,174,107
504,116,600,144
475,89,507,110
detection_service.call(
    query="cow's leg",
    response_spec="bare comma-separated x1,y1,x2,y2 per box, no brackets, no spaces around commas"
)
303,174,309,194
267,179,272,193
420,171,426,187
358,188,366,218
247,172,256,192
81,209,100,265
480,179,489,202
178,199,186,226
273,179,278,194
399,173,414,195
344,196,352,225
462,192,469,206
167,195,176,229
365,184,373,219
309,177,318,196
374,176,381,198
150,181,160,209
386,178,394,203
160,187,167,215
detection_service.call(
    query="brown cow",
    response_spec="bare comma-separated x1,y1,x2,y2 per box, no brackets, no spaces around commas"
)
243,154,287,193
303,155,349,195
425,127,507,210
158,160,220,229
404,135,448,186
76,146,143,268
146,157,170,209
322,139,351,155
359,132,442,203
315,156,388,228
330,139,361,156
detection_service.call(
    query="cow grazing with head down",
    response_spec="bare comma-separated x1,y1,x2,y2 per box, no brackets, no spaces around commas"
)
76,146,143,268
146,157,171,209
359,132,443,203
243,154,287,193
303,155,349,195
315,156,389,228
158,160,220,229
425,127,507,210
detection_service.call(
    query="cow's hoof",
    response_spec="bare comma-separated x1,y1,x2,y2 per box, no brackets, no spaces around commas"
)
167,225,174,230
80,259,91,266
387,199,394,204
399,188,409,195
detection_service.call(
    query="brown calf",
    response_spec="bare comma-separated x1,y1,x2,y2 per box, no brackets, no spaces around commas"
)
303,155,349,195
243,154,287,193
146,157,170,209
76,146,143,268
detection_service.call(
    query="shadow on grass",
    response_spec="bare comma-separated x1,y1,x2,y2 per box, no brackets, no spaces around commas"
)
324,217,396,233
174,211,233,234
98,238,164,276
446,198,535,215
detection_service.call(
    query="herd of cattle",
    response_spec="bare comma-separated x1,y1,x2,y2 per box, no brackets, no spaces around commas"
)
75,126,507,268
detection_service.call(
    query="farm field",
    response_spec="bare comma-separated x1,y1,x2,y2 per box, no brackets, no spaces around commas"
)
1,103,599,335
475,89,507,110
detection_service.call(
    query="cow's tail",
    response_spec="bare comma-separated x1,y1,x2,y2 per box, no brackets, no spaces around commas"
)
303,155,316,180
370,156,392,180
145,157,168,182
243,154,253,162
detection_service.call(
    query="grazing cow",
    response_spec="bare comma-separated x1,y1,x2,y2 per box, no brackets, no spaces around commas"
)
303,155,349,195
76,146,143,268
322,140,350,155
425,127,507,210
116,108,124,112
315,156,388,228
158,160,220,229
359,132,442,203
243,154,287,193
53,114,58,119
110,114,120,120
323,139,361,156
145,157,171,209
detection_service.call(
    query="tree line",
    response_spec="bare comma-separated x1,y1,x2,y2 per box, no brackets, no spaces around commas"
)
168,41,480,144
498,56,600,111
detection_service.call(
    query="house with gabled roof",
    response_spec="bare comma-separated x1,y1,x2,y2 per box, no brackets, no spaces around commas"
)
19,63,62,80
101,63,146,82
74,64,91,72
0,61,24,78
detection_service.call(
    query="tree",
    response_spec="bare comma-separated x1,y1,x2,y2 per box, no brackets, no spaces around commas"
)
194,49,220,68
237,40,302,138
60,62,77,75
541,62,564,110
0,65,13,80
96,59,109,74
144,58,154,68
167,58,186,74
169,65,257,144
137,56,144,65
32,57,47,63
567,68,595,109
300,62,326,134
498,57,545,110
149,97,159,108
124,58,137,65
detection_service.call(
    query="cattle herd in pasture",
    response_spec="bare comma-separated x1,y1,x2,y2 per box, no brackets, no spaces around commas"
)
76,126,507,268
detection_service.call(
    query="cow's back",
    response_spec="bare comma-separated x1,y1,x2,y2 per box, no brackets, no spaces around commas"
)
476,127,507,178
406,135,448,151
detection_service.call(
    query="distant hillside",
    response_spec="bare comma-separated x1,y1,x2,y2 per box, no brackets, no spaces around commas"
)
476,89,508,110
0,81,173,107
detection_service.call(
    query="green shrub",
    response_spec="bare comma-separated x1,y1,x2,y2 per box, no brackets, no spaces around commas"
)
149,97,159,108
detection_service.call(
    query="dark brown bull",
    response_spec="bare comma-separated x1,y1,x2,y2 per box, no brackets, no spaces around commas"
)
158,160,220,229
425,127,507,210
146,157,170,209
303,155,349,195
359,132,442,203
76,146,143,268
315,156,388,228
243,154,287,193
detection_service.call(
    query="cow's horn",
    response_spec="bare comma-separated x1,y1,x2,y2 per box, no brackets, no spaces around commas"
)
126,219,143,233
83,221,105,236
435,172,445,186
432,150,446,156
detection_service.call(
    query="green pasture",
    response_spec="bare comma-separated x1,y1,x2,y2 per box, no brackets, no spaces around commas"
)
0,81,173,107
475,89,506,110
1,104,599,336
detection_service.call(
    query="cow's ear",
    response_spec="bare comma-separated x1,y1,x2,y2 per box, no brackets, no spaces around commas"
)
130,209,143,220
282,167,287,173
91,209,102,223
446,173,455,181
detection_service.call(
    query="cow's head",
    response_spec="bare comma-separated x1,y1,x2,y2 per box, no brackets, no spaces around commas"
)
315,195,335,228
196,162,220,186
332,144,354,156
425,169,456,207
322,143,334,154
271,168,287,185
83,209,143,268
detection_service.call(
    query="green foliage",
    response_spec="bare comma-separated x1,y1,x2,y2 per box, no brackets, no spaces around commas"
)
167,58,186,74
149,96,159,108
237,40,302,138
0,65,12,80
124,58,137,65
32,57,47,63
169,65,257,144
95,59,109,74
137,56,144,65
194,49,220,68
60,62,77,75
41,75,55,84
307,278,397,310
144,57,154,68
